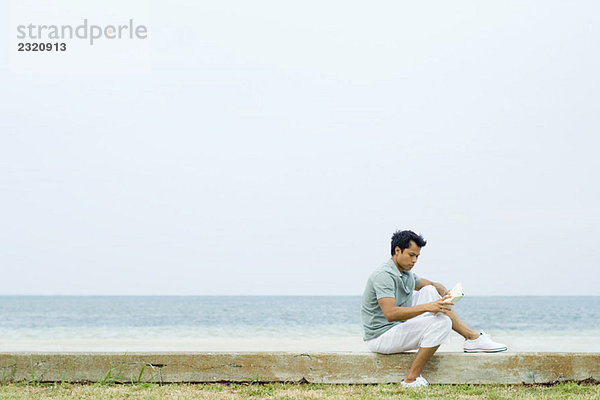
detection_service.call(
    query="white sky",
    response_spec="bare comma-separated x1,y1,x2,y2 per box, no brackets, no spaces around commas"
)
1,0,599,295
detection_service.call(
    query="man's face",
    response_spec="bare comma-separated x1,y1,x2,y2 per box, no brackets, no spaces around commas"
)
392,240,421,272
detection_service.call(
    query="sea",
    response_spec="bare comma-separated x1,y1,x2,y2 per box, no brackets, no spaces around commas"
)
1,296,599,352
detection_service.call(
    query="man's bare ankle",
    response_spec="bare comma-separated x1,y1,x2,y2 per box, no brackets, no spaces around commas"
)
404,376,417,383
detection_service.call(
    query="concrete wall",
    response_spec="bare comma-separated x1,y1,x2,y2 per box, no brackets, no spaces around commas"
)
1,352,598,384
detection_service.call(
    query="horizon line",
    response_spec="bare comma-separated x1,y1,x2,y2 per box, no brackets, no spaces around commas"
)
1,294,598,297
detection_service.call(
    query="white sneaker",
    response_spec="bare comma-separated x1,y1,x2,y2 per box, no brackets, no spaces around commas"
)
464,331,508,353
401,375,429,388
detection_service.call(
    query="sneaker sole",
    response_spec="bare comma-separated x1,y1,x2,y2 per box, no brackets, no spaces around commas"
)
464,347,507,353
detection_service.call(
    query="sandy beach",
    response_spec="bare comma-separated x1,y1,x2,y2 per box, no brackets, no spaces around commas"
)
1,332,598,353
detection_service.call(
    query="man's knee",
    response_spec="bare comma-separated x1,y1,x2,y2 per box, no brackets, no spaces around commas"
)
436,314,452,332
421,285,440,297
428,313,452,333
421,285,437,295
419,314,452,348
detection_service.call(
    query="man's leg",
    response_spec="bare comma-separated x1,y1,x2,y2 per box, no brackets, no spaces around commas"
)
366,312,451,355
403,310,452,383
414,285,478,340
414,285,507,352
404,345,439,382
366,286,455,383
401,284,476,382
368,321,449,384
445,309,479,340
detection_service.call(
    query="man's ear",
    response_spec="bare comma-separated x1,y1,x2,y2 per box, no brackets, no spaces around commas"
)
395,246,402,255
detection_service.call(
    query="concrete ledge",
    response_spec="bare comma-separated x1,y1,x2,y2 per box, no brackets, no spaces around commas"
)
1,352,599,384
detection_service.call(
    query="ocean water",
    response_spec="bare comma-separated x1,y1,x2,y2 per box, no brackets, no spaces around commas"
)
0,296,598,340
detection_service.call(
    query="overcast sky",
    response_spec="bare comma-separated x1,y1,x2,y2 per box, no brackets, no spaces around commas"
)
2,0,599,296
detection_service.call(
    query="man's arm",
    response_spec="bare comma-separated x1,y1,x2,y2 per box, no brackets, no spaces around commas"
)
415,278,448,297
378,296,452,322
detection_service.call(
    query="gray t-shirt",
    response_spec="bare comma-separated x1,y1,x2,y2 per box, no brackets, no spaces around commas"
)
360,258,420,341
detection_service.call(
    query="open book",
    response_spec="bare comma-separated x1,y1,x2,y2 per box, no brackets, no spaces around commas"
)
443,282,464,305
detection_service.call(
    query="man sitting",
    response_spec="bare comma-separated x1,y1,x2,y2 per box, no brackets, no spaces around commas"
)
361,230,507,388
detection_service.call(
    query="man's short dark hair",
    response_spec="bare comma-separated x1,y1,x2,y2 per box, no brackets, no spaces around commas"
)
390,230,427,255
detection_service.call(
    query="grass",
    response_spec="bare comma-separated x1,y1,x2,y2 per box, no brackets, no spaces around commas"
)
0,382,598,399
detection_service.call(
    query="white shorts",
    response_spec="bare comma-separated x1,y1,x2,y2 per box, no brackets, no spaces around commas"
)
366,285,452,354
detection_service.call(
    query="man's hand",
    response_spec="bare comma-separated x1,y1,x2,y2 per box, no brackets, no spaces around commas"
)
425,295,454,315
